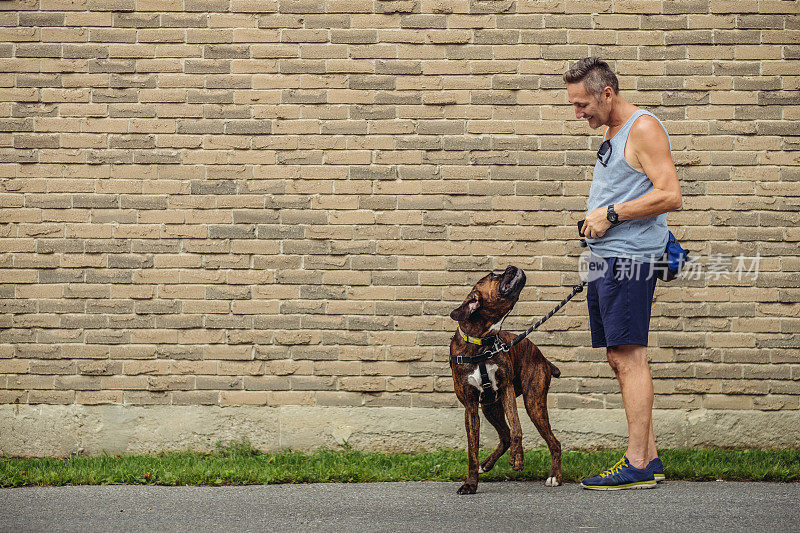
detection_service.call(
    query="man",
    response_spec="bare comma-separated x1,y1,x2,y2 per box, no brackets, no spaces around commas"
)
564,57,682,490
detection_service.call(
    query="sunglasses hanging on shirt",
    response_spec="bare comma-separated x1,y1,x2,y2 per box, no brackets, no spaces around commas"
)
597,139,612,167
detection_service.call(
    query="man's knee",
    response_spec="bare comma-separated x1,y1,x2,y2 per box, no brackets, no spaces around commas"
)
606,344,647,374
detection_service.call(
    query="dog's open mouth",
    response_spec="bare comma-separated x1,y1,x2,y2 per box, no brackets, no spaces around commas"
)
498,265,526,298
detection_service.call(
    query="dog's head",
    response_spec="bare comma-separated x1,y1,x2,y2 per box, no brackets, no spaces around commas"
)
450,265,526,333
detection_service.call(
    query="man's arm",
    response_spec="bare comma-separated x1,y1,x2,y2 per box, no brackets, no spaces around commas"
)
582,116,682,239
615,116,682,220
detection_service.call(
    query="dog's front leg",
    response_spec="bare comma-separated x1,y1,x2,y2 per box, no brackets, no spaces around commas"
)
501,384,525,471
457,402,480,495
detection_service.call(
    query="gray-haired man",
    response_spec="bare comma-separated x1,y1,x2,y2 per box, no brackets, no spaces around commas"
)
565,57,682,490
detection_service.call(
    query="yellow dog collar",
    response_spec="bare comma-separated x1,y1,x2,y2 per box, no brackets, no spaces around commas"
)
457,326,490,346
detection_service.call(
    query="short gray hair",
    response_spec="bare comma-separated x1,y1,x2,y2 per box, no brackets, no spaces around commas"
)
563,57,619,99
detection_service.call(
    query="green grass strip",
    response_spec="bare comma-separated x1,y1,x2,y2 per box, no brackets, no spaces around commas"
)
1,440,798,488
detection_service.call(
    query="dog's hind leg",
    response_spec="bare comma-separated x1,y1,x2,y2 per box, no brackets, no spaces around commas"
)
479,399,510,474
522,385,562,487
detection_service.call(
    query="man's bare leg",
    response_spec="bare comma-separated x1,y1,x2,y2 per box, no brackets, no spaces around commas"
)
606,344,657,469
648,417,657,462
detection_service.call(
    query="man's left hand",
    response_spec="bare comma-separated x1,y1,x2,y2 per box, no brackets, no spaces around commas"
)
582,207,613,239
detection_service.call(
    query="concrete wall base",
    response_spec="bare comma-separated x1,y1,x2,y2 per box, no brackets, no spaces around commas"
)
1,404,798,457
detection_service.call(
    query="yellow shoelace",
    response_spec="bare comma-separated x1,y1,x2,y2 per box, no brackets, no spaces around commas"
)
600,458,627,478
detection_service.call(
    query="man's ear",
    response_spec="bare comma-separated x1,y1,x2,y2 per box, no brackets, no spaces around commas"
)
450,296,480,322
602,85,614,103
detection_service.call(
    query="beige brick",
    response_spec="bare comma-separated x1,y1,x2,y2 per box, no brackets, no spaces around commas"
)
77,391,123,404
173,390,220,405
123,360,170,375
386,377,434,392
313,361,361,376
339,377,385,392
0,359,30,373
54,375,100,390
204,345,253,360
63,344,109,359
753,395,800,411
123,391,170,405
218,361,263,375
0,390,28,404
266,391,314,406
101,376,148,390
30,360,76,375
703,394,753,410
7,375,55,390
219,391,267,405
147,376,195,391
29,390,75,404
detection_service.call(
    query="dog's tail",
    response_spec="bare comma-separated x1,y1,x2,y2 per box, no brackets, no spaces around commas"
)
533,344,561,378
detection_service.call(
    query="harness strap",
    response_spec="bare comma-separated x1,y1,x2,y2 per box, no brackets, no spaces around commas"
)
479,362,491,391
449,351,493,366
478,361,496,404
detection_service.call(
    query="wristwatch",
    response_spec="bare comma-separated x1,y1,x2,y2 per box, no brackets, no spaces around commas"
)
606,204,619,225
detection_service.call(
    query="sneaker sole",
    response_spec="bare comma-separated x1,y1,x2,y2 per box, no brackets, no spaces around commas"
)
654,474,665,483
581,480,657,490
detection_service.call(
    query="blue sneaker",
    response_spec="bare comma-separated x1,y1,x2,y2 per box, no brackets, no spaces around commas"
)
647,457,665,483
580,456,657,490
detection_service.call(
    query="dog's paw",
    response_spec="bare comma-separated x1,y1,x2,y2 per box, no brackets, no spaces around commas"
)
478,460,494,474
545,476,562,487
457,482,477,495
510,454,524,471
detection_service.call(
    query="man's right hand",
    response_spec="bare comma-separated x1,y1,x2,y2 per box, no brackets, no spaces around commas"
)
582,207,613,239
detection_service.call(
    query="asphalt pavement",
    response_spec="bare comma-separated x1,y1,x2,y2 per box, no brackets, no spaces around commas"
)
2,481,798,532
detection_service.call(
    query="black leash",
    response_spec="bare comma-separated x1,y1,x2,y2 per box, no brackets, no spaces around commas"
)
506,280,587,351
450,280,588,363
498,233,591,352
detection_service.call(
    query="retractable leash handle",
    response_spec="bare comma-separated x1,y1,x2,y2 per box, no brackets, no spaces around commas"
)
577,220,588,247
577,218,625,243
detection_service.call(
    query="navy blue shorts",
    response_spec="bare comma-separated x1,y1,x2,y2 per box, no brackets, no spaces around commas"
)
586,256,658,348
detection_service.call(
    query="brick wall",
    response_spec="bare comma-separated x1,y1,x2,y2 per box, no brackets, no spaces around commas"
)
1,1,799,420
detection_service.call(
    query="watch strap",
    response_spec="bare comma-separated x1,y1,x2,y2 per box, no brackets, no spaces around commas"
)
607,205,619,224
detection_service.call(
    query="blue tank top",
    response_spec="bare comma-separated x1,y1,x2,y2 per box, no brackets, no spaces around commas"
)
586,109,670,262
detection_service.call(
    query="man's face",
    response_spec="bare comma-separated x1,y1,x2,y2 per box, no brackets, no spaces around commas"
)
567,82,608,129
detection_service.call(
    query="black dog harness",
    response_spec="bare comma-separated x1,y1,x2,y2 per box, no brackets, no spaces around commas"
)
449,282,588,405
450,327,506,404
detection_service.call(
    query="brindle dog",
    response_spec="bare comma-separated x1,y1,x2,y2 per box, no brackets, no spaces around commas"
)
449,265,562,495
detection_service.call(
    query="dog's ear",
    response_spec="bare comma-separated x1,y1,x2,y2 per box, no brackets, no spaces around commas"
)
450,295,480,322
